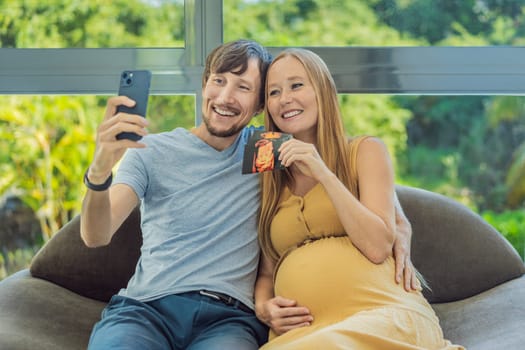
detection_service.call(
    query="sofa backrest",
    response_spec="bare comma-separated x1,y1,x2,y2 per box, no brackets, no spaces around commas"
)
396,185,525,303
29,186,525,304
30,207,142,302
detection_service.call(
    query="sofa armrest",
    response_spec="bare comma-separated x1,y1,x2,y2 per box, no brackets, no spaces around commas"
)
396,185,525,302
432,275,525,350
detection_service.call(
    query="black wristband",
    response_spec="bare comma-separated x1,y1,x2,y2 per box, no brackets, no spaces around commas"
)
84,169,113,191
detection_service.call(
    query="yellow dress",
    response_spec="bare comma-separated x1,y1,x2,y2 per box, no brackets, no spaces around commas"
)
260,183,465,350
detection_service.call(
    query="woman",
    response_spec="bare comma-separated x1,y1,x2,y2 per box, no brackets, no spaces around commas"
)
255,48,464,349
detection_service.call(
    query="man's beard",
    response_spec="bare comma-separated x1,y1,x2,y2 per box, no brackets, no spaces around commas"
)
202,114,246,138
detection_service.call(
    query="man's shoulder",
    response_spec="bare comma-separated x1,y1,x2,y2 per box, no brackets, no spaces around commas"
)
142,128,187,146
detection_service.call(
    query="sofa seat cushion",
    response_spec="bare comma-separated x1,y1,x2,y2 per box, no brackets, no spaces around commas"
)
0,270,105,350
432,275,525,350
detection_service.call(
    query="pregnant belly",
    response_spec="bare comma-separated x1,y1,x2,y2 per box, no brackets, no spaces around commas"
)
274,237,399,324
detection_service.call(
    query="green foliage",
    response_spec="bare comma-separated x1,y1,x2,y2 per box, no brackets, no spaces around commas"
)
371,0,525,45
147,95,196,132
506,142,525,207
0,254,4,280
396,96,487,148
400,145,477,209
459,119,521,211
483,209,525,260
402,146,458,185
0,95,101,238
0,246,39,280
224,0,422,46
338,94,411,173
0,0,184,48
394,94,525,211
486,96,525,207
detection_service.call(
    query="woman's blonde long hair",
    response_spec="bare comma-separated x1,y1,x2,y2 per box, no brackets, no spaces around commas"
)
258,48,357,263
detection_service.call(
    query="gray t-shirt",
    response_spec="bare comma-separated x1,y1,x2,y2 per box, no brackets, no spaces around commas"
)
114,126,260,309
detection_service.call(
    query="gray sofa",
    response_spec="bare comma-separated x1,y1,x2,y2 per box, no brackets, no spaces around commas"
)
0,186,524,349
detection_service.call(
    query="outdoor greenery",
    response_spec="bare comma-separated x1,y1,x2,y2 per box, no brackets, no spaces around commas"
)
1,0,524,278
0,0,184,48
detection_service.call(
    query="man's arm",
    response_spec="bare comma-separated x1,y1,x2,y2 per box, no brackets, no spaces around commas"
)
81,184,138,247
392,193,421,291
80,96,148,247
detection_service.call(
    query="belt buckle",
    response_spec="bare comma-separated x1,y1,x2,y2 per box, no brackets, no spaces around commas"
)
200,290,234,306
199,290,221,302
199,290,251,313
223,294,234,305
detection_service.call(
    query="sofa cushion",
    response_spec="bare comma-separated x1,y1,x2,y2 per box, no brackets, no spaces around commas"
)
0,270,105,350
396,186,525,303
30,207,142,302
432,275,525,350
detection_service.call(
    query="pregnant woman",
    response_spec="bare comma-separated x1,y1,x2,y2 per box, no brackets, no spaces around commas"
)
255,48,464,350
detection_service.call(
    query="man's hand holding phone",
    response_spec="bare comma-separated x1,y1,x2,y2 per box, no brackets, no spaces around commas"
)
87,70,151,185
88,96,149,184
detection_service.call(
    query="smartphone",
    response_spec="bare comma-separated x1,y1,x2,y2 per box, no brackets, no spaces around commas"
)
116,70,152,141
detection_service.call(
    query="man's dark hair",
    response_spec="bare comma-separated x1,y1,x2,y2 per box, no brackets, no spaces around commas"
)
203,39,273,108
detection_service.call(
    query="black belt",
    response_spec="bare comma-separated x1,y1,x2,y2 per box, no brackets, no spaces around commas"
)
199,290,253,314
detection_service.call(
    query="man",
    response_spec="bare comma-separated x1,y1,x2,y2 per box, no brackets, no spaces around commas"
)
83,39,272,350
82,39,418,349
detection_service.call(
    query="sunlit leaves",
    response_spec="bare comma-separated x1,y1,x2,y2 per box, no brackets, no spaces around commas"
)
0,95,101,238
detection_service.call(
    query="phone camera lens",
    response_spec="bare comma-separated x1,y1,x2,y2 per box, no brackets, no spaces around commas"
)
126,78,132,85
122,72,128,79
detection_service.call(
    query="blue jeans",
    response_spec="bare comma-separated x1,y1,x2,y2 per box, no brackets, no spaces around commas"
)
88,292,268,350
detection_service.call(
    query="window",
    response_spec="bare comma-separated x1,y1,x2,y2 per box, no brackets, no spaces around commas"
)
1,0,524,280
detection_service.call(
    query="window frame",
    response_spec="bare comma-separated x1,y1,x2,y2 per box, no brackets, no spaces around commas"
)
1,0,524,116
